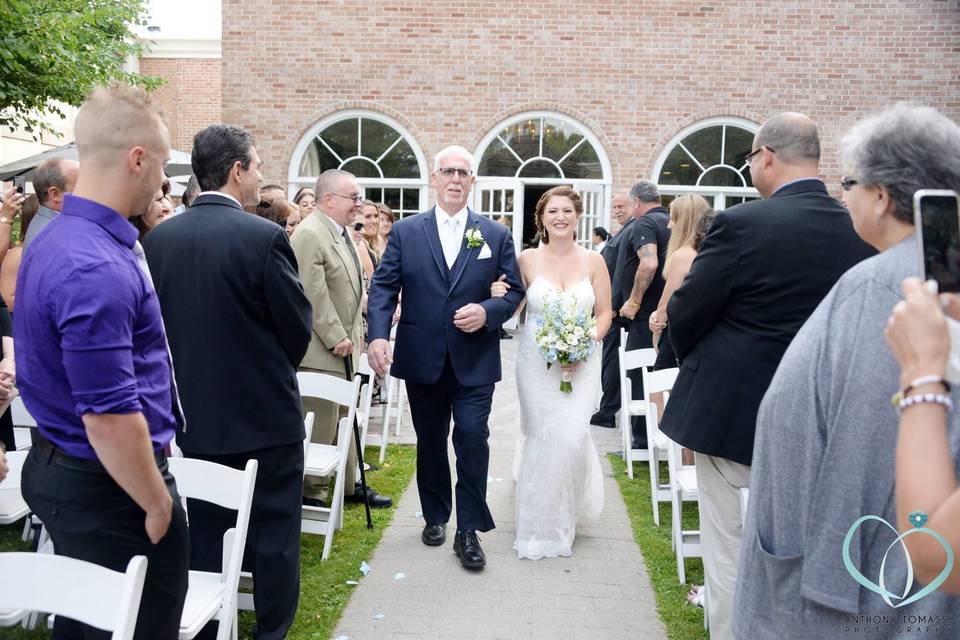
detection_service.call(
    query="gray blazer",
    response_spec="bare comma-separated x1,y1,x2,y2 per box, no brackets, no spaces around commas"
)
21,204,58,252
735,238,960,638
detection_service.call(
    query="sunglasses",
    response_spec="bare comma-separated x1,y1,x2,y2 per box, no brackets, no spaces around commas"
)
352,222,365,231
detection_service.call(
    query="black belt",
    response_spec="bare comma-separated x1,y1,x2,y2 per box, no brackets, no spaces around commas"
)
34,435,166,473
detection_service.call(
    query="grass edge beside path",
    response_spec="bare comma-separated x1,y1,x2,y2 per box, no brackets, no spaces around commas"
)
608,453,709,640
0,444,418,640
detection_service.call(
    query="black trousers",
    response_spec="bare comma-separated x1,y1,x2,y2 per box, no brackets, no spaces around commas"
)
21,445,189,640
626,316,654,448
405,357,495,533
596,316,629,423
181,441,303,640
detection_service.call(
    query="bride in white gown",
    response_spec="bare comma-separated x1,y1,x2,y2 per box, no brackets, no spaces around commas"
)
492,186,613,560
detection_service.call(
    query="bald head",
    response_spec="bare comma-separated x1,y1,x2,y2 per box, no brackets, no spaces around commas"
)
74,83,169,170
754,113,820,165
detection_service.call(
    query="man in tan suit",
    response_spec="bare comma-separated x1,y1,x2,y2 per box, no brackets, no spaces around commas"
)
290,168,392,508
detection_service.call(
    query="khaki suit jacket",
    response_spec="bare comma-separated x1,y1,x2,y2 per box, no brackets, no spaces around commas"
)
290,211,363,373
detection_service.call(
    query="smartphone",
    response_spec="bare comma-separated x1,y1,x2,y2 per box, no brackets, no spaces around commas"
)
12,175,25,195
915,189,960,293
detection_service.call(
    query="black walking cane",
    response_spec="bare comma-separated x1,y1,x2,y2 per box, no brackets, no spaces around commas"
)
343,355,374,530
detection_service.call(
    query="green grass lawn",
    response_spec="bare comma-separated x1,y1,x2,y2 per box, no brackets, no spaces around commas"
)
0,444,417,640
609,453,709,640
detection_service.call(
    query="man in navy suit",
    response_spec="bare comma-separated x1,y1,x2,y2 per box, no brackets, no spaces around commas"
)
367,145,524,569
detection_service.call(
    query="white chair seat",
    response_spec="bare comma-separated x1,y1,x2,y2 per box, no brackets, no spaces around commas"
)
627,400,647,416
677,467,698,495
305,443,340,476
0,608,27,625
0,489,29,525
178,571,226,637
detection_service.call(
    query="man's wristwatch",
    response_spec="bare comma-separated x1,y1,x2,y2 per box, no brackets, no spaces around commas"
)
0,215,13,226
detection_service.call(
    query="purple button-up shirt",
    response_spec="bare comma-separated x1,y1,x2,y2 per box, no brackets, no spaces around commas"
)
14,193,179,459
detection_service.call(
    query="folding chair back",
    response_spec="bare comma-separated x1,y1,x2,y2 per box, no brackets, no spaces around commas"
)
168,457,258,640
0,552,147,639
617,327,657,480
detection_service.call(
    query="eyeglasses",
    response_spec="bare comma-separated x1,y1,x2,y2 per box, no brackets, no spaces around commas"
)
352,222,365,231
743,146,775,167
330,192,363,204
437,167,473,179
840,177,859,191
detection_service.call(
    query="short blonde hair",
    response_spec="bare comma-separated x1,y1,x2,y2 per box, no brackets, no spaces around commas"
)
75,83,168,167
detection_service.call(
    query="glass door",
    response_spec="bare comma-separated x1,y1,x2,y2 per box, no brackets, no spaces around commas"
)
472,178,522,330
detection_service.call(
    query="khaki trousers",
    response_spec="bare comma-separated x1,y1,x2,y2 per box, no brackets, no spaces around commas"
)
301,366,357,498
694,453,751,640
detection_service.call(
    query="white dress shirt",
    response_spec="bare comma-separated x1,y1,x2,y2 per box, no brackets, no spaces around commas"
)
436,206,468,268
196,191,243,207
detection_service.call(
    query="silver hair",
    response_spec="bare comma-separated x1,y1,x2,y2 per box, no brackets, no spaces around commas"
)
629,180,660,203
315,169,356,198
433,145,473,172
755,112,820,164
840,103,960,224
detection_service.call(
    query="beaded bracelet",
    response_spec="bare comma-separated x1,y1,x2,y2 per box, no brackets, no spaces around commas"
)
890,375,951,407
897,392,954,413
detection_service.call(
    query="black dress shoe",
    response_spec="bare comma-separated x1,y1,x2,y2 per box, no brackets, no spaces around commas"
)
302,496,328,508
345,483,393,508
421,523,446,546
590,412,616,428
453,530,486,569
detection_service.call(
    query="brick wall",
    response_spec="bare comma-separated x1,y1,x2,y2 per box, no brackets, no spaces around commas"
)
140,58,223,154
216,0,958,202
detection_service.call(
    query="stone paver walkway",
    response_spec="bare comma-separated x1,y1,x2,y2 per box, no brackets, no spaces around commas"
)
334,338,667,640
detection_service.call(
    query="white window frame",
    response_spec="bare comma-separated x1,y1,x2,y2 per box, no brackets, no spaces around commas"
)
473,111,612,229
651,116,761,210
287,110,429,215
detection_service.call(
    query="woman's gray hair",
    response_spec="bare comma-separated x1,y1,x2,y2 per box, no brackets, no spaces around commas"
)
840,103,960,224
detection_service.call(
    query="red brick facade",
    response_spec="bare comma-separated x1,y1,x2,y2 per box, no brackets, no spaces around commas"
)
163,2,960,206
140,58,223,154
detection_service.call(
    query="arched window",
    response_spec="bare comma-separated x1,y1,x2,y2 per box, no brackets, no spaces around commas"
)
289,111,427,218
477,115,604,180
652,117,761,210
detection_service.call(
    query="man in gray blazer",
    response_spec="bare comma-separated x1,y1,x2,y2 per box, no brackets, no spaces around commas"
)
21,158,79,251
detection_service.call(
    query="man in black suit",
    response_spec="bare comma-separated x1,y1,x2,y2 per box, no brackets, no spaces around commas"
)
144,125,312,640
659,113,875,639
591,192,633,429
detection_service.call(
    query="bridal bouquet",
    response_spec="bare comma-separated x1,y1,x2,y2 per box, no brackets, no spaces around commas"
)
533,294,597,393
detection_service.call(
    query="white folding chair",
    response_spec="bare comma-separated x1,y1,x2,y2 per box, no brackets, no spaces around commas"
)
0,552,147,639
639,366,680,525
11,397,37,451
356,354,377,453
0,450,29,527
298,371,362,560
740,487,750,526
169,457,258,640
237,413,313,614
656,404,701,584
617,328,657,479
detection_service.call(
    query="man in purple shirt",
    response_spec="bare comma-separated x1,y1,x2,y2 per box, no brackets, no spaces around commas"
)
15,84,189,639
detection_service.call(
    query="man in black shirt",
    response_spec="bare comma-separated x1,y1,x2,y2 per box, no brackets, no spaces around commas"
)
618,181,670,448
591,192,633,428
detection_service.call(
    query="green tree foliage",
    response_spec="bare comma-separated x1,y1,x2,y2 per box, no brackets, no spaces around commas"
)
0,0,161,137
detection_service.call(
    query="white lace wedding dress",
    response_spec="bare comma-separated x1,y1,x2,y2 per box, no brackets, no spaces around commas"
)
513,274,604,560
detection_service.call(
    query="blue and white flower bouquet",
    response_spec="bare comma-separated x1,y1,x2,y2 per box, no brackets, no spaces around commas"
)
533,294,597,393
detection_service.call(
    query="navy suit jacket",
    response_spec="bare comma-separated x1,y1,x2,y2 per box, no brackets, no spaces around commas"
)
367,207,524,386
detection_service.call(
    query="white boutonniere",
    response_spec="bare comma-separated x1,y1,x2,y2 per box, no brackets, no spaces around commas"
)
465,227,485,250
